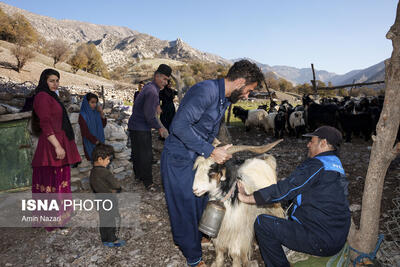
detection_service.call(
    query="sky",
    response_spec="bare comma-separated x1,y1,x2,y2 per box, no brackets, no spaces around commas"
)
1,0,398,74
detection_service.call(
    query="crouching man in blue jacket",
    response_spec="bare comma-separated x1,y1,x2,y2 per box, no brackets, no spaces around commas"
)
238,126,351,267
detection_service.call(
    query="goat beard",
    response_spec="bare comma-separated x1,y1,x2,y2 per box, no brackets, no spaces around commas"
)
228,85,246,103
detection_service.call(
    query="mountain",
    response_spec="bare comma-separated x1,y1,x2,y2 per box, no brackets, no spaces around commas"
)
232,58,337,85
233,57,385,88
329,60,385,85
0,2,230,69
270,65,337,85
0,2,385,86
0,2,137,42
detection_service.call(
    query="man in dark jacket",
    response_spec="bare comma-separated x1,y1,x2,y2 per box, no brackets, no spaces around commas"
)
128,65,169,190
161,60,265,267
238,126,351,267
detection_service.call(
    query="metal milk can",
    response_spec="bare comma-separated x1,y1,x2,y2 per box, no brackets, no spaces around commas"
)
198,200,226,237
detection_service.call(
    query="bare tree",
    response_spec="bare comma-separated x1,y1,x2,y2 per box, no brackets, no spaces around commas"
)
10,44,34,72
348,0,400,263
47,39,70,67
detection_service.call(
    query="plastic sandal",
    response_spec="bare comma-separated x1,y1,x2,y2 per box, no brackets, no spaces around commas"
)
103,240,126,247
113,240,126,247
103,242,115,247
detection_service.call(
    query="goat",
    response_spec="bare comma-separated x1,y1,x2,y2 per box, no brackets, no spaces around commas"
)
233,106,249,124
192,140,285,267
289,111,306,138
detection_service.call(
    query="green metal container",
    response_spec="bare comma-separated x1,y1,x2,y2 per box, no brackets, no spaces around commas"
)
0,118,33,191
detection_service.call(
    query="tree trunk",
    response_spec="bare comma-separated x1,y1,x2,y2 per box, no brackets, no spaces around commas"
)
348,0,400,262
16,59,21,72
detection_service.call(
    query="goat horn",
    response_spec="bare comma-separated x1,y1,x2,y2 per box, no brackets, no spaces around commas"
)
226,139,283,155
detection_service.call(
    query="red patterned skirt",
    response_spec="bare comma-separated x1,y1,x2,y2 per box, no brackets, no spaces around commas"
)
32,165,73,231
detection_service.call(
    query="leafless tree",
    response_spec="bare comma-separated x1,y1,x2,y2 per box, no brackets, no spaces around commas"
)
47,39,70,67
10,44,34,72
348,0,400,263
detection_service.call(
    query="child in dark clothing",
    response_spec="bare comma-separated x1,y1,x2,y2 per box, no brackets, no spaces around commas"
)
89,143,125,247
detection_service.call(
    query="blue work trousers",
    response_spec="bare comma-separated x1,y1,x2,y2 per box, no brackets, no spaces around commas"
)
161,148,208,266
254,215,343,267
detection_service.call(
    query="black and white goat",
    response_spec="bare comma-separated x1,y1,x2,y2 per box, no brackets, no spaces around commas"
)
233,106,271,133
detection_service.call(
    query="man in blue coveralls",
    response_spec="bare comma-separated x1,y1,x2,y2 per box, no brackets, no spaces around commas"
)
238,126,351,267
161,60,265,267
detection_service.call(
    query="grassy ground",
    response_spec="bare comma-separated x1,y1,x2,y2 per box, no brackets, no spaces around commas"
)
124,100,133,106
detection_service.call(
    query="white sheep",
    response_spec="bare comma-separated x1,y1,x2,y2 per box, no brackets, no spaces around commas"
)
245,109,271,133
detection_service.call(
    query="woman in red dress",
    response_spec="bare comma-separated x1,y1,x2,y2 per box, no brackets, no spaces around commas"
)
31,69,81,231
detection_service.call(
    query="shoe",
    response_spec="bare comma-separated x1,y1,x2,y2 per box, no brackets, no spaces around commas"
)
145,183,157,192
103,242,115,247
194,261,207,267
103,240,126,247
113,240,126,247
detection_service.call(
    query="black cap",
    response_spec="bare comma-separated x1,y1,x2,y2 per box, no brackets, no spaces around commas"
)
156,64,172,77
303,126,342,149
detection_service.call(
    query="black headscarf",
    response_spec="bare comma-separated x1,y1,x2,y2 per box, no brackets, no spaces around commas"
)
31,69,75,140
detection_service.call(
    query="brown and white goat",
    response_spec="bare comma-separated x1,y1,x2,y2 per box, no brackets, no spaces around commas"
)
192,140,285,267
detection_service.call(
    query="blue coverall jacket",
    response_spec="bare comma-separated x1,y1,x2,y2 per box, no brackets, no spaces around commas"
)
161,78,230,266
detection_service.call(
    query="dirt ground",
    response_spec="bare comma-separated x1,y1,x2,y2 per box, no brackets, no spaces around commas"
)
0,125,399,266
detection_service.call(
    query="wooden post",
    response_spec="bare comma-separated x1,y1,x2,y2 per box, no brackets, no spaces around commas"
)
350,79,356,96
311,63,317,95
316,80,384,91
0,111,32,122
263,80,273,103
226,104,233,126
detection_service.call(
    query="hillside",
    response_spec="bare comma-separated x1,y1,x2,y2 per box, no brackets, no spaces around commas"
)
0,2,386,90
331,60,386,85
0,2,230,69
0,40,118,88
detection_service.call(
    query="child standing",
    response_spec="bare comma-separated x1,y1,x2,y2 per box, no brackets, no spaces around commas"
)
79,93,107,161
89,143,125,247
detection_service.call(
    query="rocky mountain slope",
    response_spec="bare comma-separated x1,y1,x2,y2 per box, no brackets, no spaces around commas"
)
0,2,230,69
233,57,385,87
0,2,385,87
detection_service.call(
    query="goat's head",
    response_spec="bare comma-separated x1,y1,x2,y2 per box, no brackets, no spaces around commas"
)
192,139,283,197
